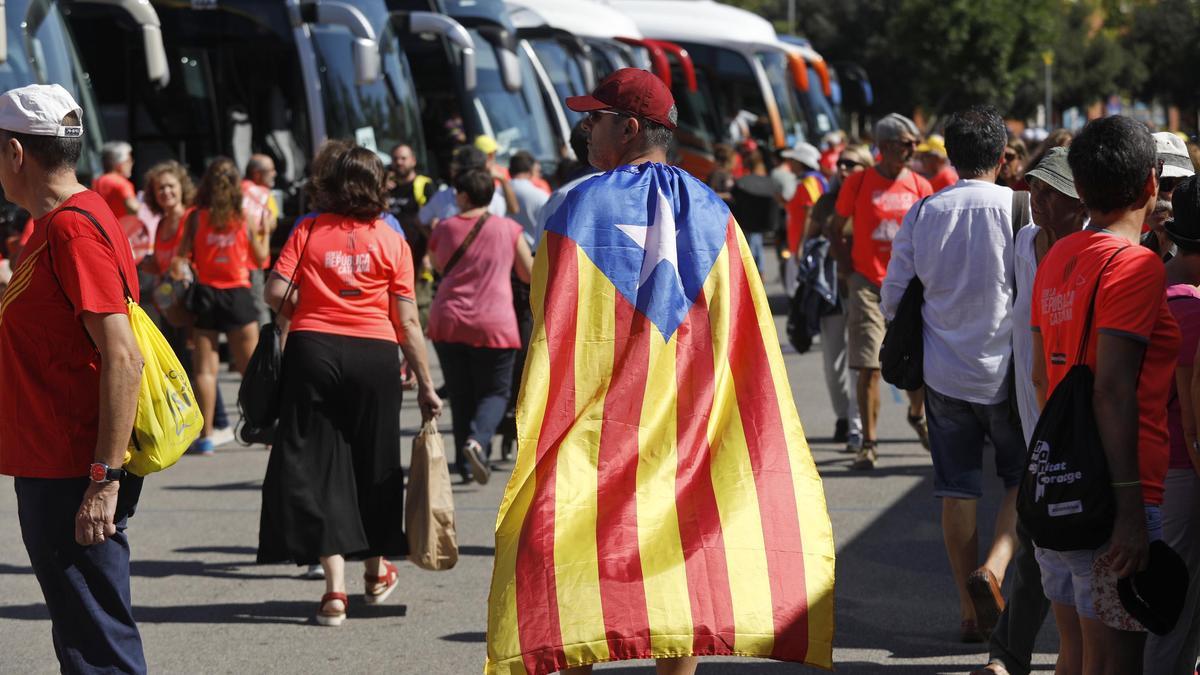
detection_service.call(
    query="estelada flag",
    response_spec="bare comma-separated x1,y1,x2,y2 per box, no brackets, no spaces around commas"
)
487,163,835,674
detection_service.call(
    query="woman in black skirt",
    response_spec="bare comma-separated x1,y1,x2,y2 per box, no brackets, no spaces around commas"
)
257,141,441,626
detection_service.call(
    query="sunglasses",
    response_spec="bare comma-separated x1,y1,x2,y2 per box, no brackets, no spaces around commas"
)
889,139,917,149
1004,151,1019,162
837,160,862,170
1156,158,1165,180
587,109,625,123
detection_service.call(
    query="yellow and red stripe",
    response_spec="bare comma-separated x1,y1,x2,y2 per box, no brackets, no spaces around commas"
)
487,220,835,674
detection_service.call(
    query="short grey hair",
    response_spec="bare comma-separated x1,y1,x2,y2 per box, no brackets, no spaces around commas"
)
101,141,132,171
640,105,678,151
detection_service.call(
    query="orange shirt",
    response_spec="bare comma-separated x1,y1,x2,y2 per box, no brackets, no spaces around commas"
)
273,214,415,344
1031,230,1180,505
191,209,251,289
92,172,136,219
930,166,960,192
151,210,188,276
834,167,932,287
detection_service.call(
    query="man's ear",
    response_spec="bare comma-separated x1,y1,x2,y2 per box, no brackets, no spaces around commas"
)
5,138,23,173
1142,170,1159,208
623,117,641,143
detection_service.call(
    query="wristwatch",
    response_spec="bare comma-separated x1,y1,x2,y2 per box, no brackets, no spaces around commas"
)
88,463,126,484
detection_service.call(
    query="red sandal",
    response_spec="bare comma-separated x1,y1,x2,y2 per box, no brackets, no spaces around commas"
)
316,592,347,627
363,560,399,605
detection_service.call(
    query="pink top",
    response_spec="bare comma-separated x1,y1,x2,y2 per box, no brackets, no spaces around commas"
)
1166,283,1200,470
428,213,523,349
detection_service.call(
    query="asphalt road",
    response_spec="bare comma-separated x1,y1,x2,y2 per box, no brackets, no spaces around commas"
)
0,264,1059,674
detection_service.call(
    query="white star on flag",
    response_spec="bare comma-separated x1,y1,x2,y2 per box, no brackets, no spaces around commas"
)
616,189,681,290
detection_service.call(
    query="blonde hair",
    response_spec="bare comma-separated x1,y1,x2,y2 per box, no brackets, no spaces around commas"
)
143,160,196,215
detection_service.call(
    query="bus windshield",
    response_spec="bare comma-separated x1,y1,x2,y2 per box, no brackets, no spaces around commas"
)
528,38,585,125
803,65,838,136
7,0,102,176
468,29,556,167
310,22,429,169
756,50,807,146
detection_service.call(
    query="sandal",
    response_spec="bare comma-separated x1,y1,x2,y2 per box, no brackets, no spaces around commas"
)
364,560,399,605
316,592,347,627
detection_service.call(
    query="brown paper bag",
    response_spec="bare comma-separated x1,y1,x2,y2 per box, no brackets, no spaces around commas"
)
406,420,458,571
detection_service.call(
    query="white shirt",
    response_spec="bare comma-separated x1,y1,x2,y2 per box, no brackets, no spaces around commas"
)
418,184,507,226
881,179,1015,405
1012,224,1040,443
510,177,549,248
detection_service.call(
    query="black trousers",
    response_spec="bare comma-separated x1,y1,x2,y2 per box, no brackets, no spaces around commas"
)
258,331,406,564
434,341,515,474
16,476,146,674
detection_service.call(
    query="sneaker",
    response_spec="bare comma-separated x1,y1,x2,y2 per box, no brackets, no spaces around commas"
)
210,427,235,448
844,431,863,454
850,442,877,470
302,564,325,580
463,439,491,485
908,414,931,451
189,437,214,456
832,418,849,443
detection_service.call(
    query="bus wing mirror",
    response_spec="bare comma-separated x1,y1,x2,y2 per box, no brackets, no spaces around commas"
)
74,0,171,87
406,11,476,92
308,0,381,84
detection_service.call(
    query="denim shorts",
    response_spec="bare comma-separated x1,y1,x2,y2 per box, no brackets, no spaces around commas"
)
924,386,1027,499
1034,504,1164,620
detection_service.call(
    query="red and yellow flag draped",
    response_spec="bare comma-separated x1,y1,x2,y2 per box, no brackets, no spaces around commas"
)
486,164,834,674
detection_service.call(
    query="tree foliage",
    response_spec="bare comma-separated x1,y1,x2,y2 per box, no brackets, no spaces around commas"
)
724,0,1192,121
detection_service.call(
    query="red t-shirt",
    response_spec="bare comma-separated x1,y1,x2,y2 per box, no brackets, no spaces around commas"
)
835,167,932,287
1166,284,1200,470
1031,230,1180,505
274,214,415,344
0,191,139,478
428,213,523,349
190,209,252,289
931,166,960,192
241,179,272,271
92,172,136,218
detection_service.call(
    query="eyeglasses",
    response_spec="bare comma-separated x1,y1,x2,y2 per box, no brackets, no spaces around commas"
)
587,109,625,124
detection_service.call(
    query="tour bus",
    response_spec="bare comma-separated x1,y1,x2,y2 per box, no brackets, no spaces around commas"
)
777,37,840,142
612,0,807,177
66,0,471,227
781,34,874,138
0,0,168,240
385,0,569,179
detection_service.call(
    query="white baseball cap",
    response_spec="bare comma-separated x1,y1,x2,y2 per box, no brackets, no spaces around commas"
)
0,84,83,138
1153,131,1195,179
780,142,821,171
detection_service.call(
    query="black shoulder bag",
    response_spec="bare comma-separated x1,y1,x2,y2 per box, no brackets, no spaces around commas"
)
237,218,314,444
1016,246,1127,552
879,197,930,391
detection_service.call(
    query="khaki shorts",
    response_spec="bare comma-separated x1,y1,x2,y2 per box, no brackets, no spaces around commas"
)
847,272,886,370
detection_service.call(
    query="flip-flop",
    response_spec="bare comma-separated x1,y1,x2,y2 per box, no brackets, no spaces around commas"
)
364,560,399,605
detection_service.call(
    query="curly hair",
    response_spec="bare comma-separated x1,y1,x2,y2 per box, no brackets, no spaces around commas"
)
195,156,243,230
143,160,196,215
310,143,387,222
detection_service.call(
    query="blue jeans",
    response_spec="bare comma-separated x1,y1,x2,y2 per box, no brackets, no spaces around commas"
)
16,476,146,674
925,386,1026,498
434,342,515,474
746,232,765,273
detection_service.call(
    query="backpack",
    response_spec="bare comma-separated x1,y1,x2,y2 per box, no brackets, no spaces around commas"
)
1016,246,1126,552
879,197,930,390
50,207,202,475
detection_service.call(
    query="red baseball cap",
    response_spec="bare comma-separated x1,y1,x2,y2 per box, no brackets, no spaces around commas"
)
565,68,677,130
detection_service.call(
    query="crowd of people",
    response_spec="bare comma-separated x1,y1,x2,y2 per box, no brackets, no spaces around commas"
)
5,61,1200,673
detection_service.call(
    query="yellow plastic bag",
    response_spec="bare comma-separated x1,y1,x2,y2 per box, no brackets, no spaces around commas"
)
122,299,203,475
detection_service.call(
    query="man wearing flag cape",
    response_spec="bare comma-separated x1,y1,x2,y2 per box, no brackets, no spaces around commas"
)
486,69,836,675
